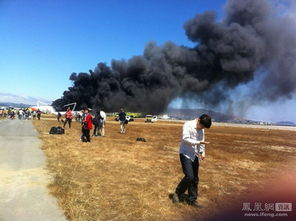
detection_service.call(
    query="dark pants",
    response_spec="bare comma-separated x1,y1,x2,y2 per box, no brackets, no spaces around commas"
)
82,128,90,142
64,118,72,128
175,154,199,203
93,124,101,136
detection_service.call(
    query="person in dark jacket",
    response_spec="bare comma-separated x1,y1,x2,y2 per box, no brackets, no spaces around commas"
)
92,110,102,136
118,108,126,134
37,110,41,120
81,107,92,142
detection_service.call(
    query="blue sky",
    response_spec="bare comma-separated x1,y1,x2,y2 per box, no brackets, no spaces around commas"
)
0,0,225,100
0,0,295,122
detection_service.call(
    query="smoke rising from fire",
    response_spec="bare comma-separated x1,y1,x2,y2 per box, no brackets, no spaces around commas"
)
53,0,296,114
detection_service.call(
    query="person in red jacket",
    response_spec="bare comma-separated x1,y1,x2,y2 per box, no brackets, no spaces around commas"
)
81,107,92,142
63,107,73,128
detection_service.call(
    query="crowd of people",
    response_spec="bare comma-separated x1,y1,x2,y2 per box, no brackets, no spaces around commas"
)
58,107,116,143
0,108,42,120
0,106,128,139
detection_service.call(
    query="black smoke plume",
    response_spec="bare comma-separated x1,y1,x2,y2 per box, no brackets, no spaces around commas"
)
53,0,296,114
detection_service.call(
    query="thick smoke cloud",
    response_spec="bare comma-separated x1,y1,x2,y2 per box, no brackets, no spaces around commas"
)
53,0,296,114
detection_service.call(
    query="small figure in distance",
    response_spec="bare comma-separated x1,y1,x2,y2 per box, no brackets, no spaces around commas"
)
99,107,106,136
37,109,41,120
92,110,101,137
118,108,126,134
81,107,92,142
63,107,73,128
57,112,62,122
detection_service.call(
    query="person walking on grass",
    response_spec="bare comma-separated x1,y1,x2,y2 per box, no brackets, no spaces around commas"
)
92,110,101,137
63,107,73,128
118,108,126,134
37,109,41,120
172,114,212,208
81,107,92,142
32,110,37,120
80,109,86,140
99,107,106,136
57,112,62,122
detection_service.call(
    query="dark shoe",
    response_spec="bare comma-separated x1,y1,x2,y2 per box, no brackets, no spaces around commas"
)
172,193,180,203
188,201,204,208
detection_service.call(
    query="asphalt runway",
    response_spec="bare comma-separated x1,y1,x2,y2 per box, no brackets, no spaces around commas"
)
0,119,66,221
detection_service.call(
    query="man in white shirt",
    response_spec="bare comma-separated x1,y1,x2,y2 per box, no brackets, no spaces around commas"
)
99,108,107,136
172,114,212,208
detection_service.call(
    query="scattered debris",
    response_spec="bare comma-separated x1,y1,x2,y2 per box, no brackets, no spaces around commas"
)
136,137,146,142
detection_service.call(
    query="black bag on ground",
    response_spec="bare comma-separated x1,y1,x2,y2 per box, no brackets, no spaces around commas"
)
49,127,57,134
136,137,146,142
49,126,64,134
56,126,65,134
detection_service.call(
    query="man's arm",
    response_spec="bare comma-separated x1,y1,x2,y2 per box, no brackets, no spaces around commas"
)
199,132,207,160
200,132,205,153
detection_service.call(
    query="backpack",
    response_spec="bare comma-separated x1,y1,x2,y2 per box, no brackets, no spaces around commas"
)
49,127,58,134
56,126,65,134
49,126,64,134
93,112,103,125
92,117,98,125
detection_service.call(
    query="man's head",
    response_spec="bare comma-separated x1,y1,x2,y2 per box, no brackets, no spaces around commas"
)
84,107,89,113
197,114,212,129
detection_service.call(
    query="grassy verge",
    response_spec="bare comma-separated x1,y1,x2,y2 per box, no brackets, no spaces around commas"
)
33,119,296,220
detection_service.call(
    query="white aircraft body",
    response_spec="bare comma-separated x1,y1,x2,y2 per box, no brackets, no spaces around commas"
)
30,102,77,115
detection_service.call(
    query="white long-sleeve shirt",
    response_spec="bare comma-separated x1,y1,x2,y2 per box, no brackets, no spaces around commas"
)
179,119,205,161
100,110,106,122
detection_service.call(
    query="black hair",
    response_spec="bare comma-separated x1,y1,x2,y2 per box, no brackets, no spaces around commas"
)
199,114,212,128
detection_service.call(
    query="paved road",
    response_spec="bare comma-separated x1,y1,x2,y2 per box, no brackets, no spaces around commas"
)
0,120,67,221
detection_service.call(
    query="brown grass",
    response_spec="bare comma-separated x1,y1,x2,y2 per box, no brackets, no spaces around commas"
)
32,118,296,221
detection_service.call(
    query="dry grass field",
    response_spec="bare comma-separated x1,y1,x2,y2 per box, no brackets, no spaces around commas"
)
32,117,296,221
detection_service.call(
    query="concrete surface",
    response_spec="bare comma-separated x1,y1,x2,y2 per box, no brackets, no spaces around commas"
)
0,119,67,221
